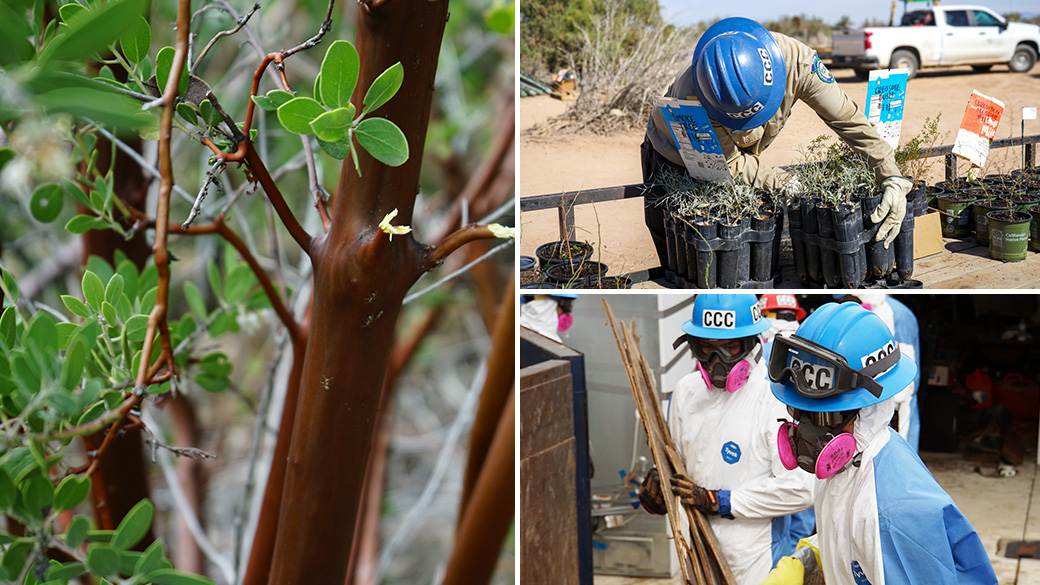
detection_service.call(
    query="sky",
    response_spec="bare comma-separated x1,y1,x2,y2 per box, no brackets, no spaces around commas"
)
659,0,1039,29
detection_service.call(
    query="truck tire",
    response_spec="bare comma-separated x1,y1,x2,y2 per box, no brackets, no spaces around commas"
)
853,68,871,80
1008,45,1038,73
971,64,993,73
890,50,919,79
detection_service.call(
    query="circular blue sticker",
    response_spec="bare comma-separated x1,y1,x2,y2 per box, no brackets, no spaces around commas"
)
721,441,741,464
851,561,873,585
812,54,835,83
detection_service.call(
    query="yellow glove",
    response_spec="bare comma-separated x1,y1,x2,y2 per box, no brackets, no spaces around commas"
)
758,556,804,585
796,537,821,572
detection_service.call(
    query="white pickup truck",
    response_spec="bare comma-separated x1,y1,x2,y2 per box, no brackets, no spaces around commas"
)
831,5,1040,79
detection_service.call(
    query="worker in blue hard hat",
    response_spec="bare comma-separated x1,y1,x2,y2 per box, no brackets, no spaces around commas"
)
642,17,913,265
759,302,996,585
520,293,578,343
638,294,814,584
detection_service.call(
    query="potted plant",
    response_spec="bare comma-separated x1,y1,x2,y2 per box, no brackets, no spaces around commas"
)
535,240,593,270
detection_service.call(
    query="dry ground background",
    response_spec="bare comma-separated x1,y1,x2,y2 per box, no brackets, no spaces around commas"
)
518,64,1040,278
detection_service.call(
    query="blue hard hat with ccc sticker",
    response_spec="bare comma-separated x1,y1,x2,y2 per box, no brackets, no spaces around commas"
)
769,302,917,412
691,17,787,131
681,294,771,339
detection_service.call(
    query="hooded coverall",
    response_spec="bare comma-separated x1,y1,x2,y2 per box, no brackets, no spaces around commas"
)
669,356,815,584
641,31,902,263
806,400,996,585
519,297,564,343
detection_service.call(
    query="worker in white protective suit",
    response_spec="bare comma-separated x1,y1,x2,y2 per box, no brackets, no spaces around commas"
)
639,294,815,585
840,293,921,451
760,302,997,585
519,294,577,343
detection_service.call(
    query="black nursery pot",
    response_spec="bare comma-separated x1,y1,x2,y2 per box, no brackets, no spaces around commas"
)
787,199,809,285
830,202,865,288
535,240,593,270
663,213,678,283
690,217,718,289
857,191,895,281
750,211,775,283
894,207,916,282
801,199,823,283
544,261,607,287
817,202,840,288
674,217,690,286
717,218,751,288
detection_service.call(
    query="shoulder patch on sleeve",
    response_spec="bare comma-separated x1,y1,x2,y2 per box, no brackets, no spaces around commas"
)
812,54,835,83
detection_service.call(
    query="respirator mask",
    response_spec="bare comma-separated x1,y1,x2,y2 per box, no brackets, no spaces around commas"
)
557,313,574,332
674,335,761,393
777,408,859,479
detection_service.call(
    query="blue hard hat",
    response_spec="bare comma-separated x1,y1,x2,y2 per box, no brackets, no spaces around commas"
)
681,294,771,339
551,294,578,299
770,302,917,412
691,17,786,131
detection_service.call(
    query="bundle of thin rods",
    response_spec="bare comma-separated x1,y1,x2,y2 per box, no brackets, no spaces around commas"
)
604,300,736,585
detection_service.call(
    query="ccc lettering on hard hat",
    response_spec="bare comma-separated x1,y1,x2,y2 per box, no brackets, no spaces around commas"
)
758,48,773,85
790,356,835,392
749,303,762,323
860,341,896,368
729,102,764,119
702,309,736,329
777,294,797,309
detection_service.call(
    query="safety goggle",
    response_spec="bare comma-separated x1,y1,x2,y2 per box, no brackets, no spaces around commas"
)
785,407,854,428
762,309,798,321
767,335,899,400
672,335,753,365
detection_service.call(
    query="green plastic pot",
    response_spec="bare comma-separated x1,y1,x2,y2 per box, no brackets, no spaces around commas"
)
987,210,1032,262
1028,205,1040,252
936,193,978,238
973,198,1013,243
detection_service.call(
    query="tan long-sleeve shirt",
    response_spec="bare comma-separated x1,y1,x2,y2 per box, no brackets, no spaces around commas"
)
646,32,901,192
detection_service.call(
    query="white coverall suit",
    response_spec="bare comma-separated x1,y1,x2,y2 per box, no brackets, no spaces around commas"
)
810,400,996,585
519,298,563,343
669,357,815,584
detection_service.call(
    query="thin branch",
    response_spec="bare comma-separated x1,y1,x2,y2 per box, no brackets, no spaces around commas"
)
420,224,510,273
192,2,261,74
404,240,513,305
94,127,201,209
183,161,226,229
141,409,236,584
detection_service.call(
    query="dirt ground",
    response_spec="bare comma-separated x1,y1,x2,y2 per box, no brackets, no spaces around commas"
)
518,64,1040,282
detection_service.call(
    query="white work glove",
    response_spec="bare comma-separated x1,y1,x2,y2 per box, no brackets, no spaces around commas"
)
782,176,804,197
870,176,913,248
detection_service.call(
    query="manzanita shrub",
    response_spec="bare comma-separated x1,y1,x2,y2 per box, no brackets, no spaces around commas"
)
0,0,515,583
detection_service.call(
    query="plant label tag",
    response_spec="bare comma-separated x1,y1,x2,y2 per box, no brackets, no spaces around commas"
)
1024,107,1037,120
952,90,1005,168
867,69,908,150
656,97,733,183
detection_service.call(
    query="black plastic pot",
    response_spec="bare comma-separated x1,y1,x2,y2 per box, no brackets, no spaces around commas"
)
663,213,678,283
857,191,895,280
830,202,865,288
674,216,691,286
716,218,751,288
766,204,785,278
1006,192,1040,212
544,260,607,286
911,180,927,217
801,199,823,283
925,185,945,211
519,268,543,287
687,217,716,289
787,199,809,285
750,212,776,282
519,255,537,272
894,206,916,282
817,202,840,287
535,240,593,270
1028,204,1040,252
573,275,633,289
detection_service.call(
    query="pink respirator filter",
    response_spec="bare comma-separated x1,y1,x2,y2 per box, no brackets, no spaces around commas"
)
777,422,858,479
697,360,750,393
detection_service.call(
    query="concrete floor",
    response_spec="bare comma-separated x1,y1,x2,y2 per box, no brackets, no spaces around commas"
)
594,448,1040,585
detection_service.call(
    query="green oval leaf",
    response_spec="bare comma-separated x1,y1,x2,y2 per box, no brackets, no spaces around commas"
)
60,337,87,390
66,515,91,548
134,539,165,575
319,40,359,109
183,281,207,318
266,89,294,108
53,475,91,512
86,544,120,577
111,498,153,551
155,45,189,97
119,15,150,65
309,105,354,143
65,214,106,234
250,95,276,111
30,183,64,223
276,97,326,135
20,471,55,517
363,62,403,115
317,135,351,160
355,117,409,167
176,102,198,126
61,295,90,318
123,314,149,344
0,468,16,510
46,561,87,581
58,3,88,25
104,274,125,306
143,568,215,585
40,0,148,66
82,271,104,312
26,311,58,354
